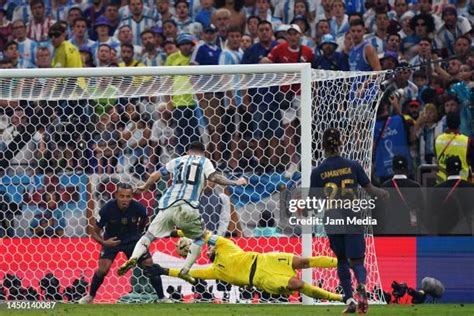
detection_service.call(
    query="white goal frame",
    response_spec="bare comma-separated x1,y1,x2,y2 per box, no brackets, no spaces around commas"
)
1,63,315,304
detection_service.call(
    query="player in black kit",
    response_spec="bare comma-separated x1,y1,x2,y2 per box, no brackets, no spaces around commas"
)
310,129,388,314
79,183,168,303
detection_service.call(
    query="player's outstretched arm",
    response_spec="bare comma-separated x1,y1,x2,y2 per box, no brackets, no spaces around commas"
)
208,172,247,186
363,183,389,201
135,170,163,194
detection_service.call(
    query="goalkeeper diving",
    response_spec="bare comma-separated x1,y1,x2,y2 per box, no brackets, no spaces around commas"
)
157,231,343,301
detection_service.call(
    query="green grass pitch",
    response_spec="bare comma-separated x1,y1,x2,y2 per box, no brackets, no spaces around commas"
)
3,303,474,316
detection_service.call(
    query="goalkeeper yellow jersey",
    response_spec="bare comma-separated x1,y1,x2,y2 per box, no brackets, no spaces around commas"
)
51,40,83,68
171,236,258,286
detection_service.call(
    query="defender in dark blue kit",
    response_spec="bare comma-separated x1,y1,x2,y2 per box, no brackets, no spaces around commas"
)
79,183,167,304
310,129,388,314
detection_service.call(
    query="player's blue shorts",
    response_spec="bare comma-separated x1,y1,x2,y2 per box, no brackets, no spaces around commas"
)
328,234,366,259
100,241,151,262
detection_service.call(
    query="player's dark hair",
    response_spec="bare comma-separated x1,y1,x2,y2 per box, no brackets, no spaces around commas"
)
322,128,342,154
116,182,133,191
187,141,205,153
446,112,460,130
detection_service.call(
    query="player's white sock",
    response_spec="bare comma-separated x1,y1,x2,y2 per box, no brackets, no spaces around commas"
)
181,240,203,273
131,235,152,260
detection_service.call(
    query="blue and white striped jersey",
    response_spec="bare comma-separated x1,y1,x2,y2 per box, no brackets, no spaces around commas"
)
17,38,37,66
117,16,155,46
219,48,244,107
141,49,167,66
158,155,216,209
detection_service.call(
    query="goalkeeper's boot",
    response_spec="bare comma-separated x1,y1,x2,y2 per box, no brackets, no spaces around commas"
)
155,297,174,304
342,298,357,314
117,258,138,276
178,269,197,285
356,284,369,314
78,294,94,304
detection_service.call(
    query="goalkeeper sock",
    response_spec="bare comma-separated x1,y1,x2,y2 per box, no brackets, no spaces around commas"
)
90,272,105,297
181,239,204,273
301,282,342,302
352,262,367,286
337,260,353,302
309,256,337,268
130,234,153,260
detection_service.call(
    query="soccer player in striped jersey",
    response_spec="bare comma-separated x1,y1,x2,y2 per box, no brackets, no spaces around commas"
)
118,141,247,283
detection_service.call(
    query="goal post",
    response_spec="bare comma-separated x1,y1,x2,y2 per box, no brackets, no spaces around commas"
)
0,64,387,304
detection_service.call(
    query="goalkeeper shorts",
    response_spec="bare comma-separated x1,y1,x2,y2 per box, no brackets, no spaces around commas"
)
253,252,296,296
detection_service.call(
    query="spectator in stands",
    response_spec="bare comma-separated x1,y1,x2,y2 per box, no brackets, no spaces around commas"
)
162,19,178,40
140,29,166,66
435,112,474,183
409,37,432,72
435,95,471,138
403,14,435,60
454,35,471,63
27,0,55,46
165,33,201,155
84,0,107,34
173,0,194,33
368,12,389,56
254,0,281,31
195,0,215,29
291,15,314,49
154,0,173,26
117,25,142,59
435,6,472,57
348,19,381,71
0,0,15,21
393,0,409,21
103,3,120,35
0,8,11,53
379,51,399,70
65,7,83,37
163,37,178,56
80,46,95,67
373,93,413,184
3,40,34,68
245,15,260,41
212,8,232,48
312,34,349,71
95,44,113,67
314,19,331,48
316,0,332,22
215,0,245,32
200,182,231,236
385,62,418,106
293,0,316,38
191,24,222,65
11,20,36,67
242,20,281,171
91,112,123,174
30,190,66,237
118,43,144,67
119,0,155,47
329,0,349,40
415,103,438,164
253,210,283,237
386,33,402,57
69,17,95,52
398,10,415,40
49,22,83,68
90,17,120,60
241,33,252,50
35,46,51,68
433,155,474,235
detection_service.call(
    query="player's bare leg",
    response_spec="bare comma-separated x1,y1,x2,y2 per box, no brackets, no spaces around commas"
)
79,258,113,304
178,238,204,285
292,255,338,269
118,232,154,276
287,277,342,302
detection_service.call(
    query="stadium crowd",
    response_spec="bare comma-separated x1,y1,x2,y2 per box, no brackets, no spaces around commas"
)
0,0,473,237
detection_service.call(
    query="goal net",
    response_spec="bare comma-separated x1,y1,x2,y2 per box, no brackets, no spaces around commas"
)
0,65,386,304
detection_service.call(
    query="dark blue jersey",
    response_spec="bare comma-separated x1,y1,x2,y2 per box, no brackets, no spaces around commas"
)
97,200,147,244
310,156,370,198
